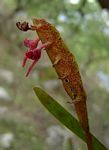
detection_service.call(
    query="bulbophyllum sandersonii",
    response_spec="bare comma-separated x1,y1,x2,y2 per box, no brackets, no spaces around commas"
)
16,19,94,150
22,38,49,77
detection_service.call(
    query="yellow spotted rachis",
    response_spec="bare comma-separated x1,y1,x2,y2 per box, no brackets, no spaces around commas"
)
32,18,93,150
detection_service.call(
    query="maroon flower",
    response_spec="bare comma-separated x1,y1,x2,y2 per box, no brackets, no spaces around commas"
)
22,38,48,77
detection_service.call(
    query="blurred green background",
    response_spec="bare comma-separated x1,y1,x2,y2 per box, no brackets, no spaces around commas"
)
0,0,109,149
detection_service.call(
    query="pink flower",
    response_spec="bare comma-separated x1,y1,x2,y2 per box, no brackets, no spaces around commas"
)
22,38,48,77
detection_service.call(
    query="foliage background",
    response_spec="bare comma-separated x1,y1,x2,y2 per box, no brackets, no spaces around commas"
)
0,0,109,149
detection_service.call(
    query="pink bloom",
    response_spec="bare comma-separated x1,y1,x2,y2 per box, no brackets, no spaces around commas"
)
22,38,48,77
22,38,40,68
25,48,42,77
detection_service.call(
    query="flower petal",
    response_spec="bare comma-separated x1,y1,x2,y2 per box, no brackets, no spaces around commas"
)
22,56,28,67
26,60,38,77
24,38,40,49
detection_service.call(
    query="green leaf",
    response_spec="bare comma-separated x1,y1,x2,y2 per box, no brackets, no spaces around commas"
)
33,87,108,150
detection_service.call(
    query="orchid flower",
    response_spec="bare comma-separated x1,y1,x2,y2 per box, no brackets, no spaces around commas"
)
22,38,49,77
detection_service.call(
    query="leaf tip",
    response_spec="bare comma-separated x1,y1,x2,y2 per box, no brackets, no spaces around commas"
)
33,86,40,93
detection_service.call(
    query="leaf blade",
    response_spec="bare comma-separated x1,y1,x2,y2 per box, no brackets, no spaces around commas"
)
33,87,108,150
